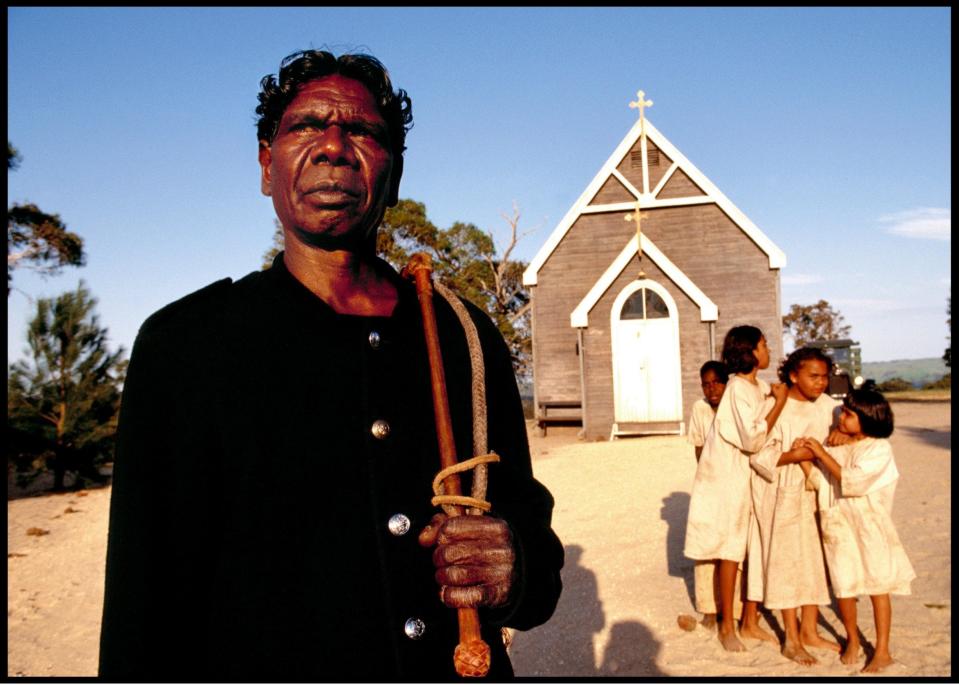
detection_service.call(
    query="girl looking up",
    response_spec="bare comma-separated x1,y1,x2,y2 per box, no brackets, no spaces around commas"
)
747,348,841,665
684,325,788,652
796,389,916,673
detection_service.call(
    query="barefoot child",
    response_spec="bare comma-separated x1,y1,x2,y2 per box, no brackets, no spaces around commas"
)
796,389,916,673
747,348,841,665
686,361,740,628
684,326,788,652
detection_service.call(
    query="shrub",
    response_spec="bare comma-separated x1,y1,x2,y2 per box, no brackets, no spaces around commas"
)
922,373,952,390
876,377,914,392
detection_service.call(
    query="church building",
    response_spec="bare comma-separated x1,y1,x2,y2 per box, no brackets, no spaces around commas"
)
523,91,786,440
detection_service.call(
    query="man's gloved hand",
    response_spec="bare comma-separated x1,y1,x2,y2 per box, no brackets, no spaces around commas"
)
418,512,516,609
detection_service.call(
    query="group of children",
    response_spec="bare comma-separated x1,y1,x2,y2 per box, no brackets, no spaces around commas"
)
683,325,916,673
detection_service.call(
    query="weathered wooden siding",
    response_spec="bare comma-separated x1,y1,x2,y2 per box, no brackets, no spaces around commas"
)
615,139,673,193
656,168,706,199
532,211,627,403
589,175,633,205
532,201,782,438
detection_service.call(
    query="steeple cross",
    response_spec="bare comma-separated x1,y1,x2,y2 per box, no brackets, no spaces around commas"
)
629,90,653,126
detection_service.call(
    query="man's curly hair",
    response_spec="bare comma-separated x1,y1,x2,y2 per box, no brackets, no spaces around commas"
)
255,50,413,160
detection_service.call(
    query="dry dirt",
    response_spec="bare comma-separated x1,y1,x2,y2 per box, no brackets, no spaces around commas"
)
7,401,951,677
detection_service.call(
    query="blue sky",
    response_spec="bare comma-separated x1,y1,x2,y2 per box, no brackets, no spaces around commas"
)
7,7,951,365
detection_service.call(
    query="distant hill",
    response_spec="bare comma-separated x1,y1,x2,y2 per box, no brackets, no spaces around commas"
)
862,358,950,388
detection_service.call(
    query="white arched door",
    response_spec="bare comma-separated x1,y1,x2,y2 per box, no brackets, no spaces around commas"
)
611,280,683,424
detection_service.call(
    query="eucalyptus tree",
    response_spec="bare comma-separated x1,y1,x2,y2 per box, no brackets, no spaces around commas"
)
8,282,126,490
7,141,86,295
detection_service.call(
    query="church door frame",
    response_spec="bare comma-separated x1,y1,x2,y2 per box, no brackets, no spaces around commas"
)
610,278,684,427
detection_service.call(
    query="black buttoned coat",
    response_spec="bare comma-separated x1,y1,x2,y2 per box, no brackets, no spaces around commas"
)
98,254,564,681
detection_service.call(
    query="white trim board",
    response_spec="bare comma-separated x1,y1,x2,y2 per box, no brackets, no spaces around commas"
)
523,117,786,286
570,234,718,328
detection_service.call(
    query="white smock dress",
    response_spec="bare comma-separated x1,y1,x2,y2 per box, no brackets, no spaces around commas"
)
685,375,770,563
686,398,744,616
806,438,916,598
745,394,839,608
687,398,717,450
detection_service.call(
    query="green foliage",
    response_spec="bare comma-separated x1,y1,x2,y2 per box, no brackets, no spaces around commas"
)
782,299,851,347
922,373,951,390
8,141,22,170
875,377,913,393
379,199,532,381
7,282,127,490
262,198,533,381
7,143,86,294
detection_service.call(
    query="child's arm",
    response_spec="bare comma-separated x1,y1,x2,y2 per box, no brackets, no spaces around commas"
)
764,382,788,433
794,437,842,481
825,428,853,447
776,444,815,466
798,459,813,477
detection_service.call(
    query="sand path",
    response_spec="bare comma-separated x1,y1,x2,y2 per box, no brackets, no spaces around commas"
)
7,401,951,677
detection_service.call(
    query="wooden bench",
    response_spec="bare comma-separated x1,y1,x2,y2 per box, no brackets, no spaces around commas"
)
535,401,582,437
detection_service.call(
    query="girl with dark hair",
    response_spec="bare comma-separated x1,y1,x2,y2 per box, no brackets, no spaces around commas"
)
795,389,916,673
686,361,736,630
684,326,788,652
747,347,841,665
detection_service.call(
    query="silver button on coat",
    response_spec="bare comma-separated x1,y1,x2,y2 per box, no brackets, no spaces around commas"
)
404,617,426,640
388,513,411,536
371,420,390,439
368,330,381,349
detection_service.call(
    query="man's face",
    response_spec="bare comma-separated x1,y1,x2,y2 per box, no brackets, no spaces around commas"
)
258,74,400,249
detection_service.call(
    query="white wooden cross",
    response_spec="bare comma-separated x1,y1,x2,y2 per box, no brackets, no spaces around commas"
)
624,200,650,277
627,90,653,277
629,90,653,138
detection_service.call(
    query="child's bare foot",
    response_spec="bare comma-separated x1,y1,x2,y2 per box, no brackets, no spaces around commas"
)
840,640,861,665
701,613,717,629
718,625,747,652
739,622,779,645
862,651,894,673
782,639,817,665
801,631,841,653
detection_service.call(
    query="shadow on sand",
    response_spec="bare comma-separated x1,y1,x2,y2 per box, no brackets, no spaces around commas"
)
661,491,694,607
509,544,665,676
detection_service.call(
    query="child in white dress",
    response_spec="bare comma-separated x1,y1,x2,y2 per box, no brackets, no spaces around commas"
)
796,388,916,673
686,361,740,628
684,326,788,652
747,348,841,664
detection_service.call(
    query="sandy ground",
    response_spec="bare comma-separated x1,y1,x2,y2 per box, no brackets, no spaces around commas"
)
7,401,951,677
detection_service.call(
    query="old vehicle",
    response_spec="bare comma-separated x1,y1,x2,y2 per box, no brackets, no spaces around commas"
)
805,338,867,398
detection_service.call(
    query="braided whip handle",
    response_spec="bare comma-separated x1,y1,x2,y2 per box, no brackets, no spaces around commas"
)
403,252,491,678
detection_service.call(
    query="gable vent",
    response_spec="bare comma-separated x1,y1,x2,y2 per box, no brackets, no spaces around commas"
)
630,149,661,168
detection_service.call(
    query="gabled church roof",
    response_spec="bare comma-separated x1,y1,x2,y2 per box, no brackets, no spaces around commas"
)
570,233,718,328
522,117,786,286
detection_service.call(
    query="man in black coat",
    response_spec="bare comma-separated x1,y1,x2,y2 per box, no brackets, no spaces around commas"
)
98,49,563,680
